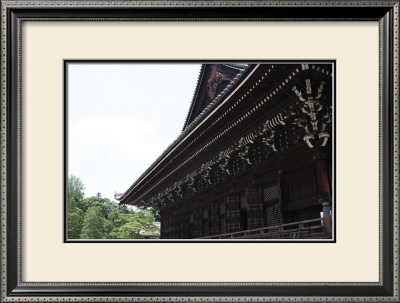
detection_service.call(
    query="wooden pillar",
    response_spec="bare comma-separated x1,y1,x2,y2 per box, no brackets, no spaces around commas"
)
180,213,189,239
323,214,332,237
193,208,203,238
247,187,263,230
226,195,240,233
315,159,331,196
209,203,219,236
322,201,332,238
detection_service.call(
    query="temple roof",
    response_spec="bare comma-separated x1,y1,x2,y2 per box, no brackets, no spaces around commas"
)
115,63,333,209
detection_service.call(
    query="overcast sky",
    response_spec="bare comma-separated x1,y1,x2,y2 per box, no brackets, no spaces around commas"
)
68,63,201,201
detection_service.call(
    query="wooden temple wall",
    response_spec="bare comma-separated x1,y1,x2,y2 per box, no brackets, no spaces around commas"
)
159,158,332,239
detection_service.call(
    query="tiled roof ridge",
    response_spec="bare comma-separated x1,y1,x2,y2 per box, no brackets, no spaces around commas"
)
181,64,205,131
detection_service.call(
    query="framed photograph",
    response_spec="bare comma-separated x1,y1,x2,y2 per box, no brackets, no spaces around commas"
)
65,60,335,243
1,0,398,301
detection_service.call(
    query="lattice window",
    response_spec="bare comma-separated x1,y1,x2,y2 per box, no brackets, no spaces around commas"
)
264,183,280,202
263,183,281,228
265,203,282,227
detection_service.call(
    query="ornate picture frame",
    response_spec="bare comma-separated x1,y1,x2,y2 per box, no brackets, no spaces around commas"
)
1,1,398,301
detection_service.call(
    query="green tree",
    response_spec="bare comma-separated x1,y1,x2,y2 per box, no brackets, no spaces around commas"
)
107,206,136,239
103,218,113,238
67,176,154,239
68,175,85,209
80,206,108,239
118,204,134,215
112,209,160,239
68,206,84,239
80,196,119,219
67,175,86,239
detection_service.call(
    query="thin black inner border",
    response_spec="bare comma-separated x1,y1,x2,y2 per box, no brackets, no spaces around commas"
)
63,59,337,244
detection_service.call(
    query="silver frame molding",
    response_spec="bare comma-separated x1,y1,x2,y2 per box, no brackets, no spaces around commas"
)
0,1,398,302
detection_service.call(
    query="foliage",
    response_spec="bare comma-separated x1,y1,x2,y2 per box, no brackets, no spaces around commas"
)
79,196,118,219
67,176,160,240
80,206,108,239
67,206,84,239
68,175,85,209
112,209,160,239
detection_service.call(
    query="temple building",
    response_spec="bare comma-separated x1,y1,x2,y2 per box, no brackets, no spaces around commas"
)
115,63,334,240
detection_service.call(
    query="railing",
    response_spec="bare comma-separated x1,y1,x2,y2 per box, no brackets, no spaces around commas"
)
199,217,329,239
